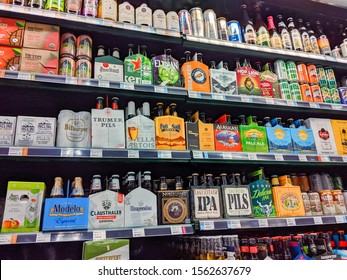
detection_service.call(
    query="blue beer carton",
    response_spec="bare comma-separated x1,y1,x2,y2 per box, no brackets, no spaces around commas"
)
290,119,317,154
265,117,293,153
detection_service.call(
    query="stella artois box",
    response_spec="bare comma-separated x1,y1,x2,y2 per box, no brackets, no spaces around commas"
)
0,116,16,146
221,185,253,218
124,187,157,227
91,108,125,148
126,115,155,149
190,186,223,221
88,190,125,230
157,190,190,225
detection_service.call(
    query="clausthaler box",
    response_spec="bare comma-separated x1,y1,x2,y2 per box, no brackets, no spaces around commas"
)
0,116,16,146
82,239,130,260
15,116,56,147
1,181,46,233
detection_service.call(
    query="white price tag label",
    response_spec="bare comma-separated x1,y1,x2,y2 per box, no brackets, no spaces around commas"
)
241,96,252,103
228,220,241,229
120,82,135,90
248,153,257,161
132,228,145,237
309,102,320,109
189,92,201,98
18,72,33,80
154,86,168,93
141,25,154,33
286,100,297,106
0,234,13,244
124,23,139,31
275,154,284,161
298,155,308,162
258,219,269,228
90,149,102,158
170,226,183,235
265,98,275,104
128,150,139,158
66,77,78,85
286,218,296,227
313,217,323,225
332,104,343,110
319,155,330,162
93,230,106,240
335,216,345,224
98,80,110,88
342,157,347,163
158,151,172,159
61,148,74,157
212,94,225,101
8,147,23,156
193,151,204,159
223,152,233,160
201,221,215,230
36,233,51,243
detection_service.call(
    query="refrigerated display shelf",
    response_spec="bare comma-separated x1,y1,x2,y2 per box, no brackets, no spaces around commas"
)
0,224,194,245
197,215,347,231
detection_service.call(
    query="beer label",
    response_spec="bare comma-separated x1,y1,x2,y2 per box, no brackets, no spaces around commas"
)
256,27,270,46
118,2,135,24
291,127,317,154
182,61,211,92
266,125,293,153
260,70,280,98
301,32,312,52
236,66,261,96
99,0,117,21
192,187,222,219
281,30,292,50
94,61,123,82
272,186,306,216
270,35,282,49
318,36,331,55
310,36,321,54
291,30,303,50
240,125,268,153
152,55,180,87
222,186,252,217
155,116,186,150
214,123,242,151
210,68,237,94
136,4,152,26
126,115,155,150
249,179,276,218
124,54,153,85
243,25,256,44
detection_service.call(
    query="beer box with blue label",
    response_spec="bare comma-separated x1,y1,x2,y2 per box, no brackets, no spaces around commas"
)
290,123,317,154
266,118,293,153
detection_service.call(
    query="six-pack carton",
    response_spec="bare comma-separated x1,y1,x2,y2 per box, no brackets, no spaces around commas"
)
330,119,347,155
214,114,242,151
20,48,59,75
0,17,25,47
82,239,130,260
0,116,16,146
23,22,60,51
0,46,21,71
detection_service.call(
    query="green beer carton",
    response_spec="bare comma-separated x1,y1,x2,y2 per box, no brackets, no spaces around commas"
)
240,115,269,153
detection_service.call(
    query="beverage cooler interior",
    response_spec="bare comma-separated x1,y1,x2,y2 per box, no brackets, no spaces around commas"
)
1,0,347,260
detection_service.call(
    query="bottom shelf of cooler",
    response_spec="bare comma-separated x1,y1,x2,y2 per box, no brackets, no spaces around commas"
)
196,215,347,231
0,224,194,245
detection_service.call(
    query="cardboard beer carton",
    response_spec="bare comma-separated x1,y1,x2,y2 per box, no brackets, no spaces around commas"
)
0,116,16,146
290,120,317,154
124,49,153,84
210,61,237,95
94,51,123,82
0,46,21,71
23,22,60,51
330,119,347,155
0,17,25,47
91,107,125,149
240,116,268,153
82,239,130,260
235,60,261,96
258,63,281,98
214,114,242,151
14,116,56,147
266,117,293,153
1,181,46,233
271,175,306,217
20,48,59,75
304,118,338,155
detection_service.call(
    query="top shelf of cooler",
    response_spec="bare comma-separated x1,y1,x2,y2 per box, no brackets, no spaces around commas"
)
1,4,347,71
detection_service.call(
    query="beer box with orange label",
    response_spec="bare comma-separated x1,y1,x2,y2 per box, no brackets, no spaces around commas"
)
214,114,242,151
20,48,59,74
0,17,25,47
272,175,306,217
0,46,21,71
330,119,347,155
155,115,186,150
23,22,60,51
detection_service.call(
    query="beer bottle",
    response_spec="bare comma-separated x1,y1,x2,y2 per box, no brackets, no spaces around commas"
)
316,21,332,55
210,61,216,69
263,116,272,127
271,175,280,187
223,62,229,70
185,111,192,122
235,57,242,69
321,232,333,252
112,47,121,59
50,177,64,198
277,15,293,50
214,176,221,186
159,176,168,191
234,173,242,186
249,238,259,260
175,176,183,190
206,174,214,187
240,4,256,45
127,101,136,120
199,237,207,260
111,97,119,110
187,176,193,188
240,238,250,260
305,21,321,54
287,118,295,128
220,173,228,186
297,18,312,53
338,230,347,249
267,16,283,49
184,51,191,63
89,175,103,195
156,102,164,117
265,237,276,259
142,102,151,118
143,171,153,191
199,112,206,123
238,114,246,125
287,17,303,51
192,173,199,187
96,45,106,57
257,238,268,260
254,3,270,46
70,177,85,198
282,236,292,260
127,171,137,193
169,103,178,117
108,174,120,192
96,96,104,109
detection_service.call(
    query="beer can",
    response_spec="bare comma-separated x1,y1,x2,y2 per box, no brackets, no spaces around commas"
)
279,80,291,100
166,11,180,32
178,9,192,35
332,46,342,59
320,172,334,190
309,173,323,192
76,35,92,60
296,62,309,83
226,20,242,42
307,64,319,84
204,9,218,40
320,87,331,103
340,41,347,58
60,33,76,57
274,60,288,80
319,190,336,215
289,81,302,101
82,0,98,17
217,17,228,40
28,0,45,9
332,175,344,191
76,57,92,78
330,88,341,104
302,192,312,216
59,56,75,77
286,61,299,81
311,83,323,102
331,190,347,214
45,0,64,12
308,191,323,215
189,7,204,37
338,87,347,104
316,66,328,87
300,82,313,102
325,67,337,88
65,0,82,14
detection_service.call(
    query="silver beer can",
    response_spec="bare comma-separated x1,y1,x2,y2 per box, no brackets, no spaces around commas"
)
309,173,324,192
320,172,334,190
332,46,342,58
217,17,228,40
203,9,218,39
189,7,204,37
340,41,347,58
